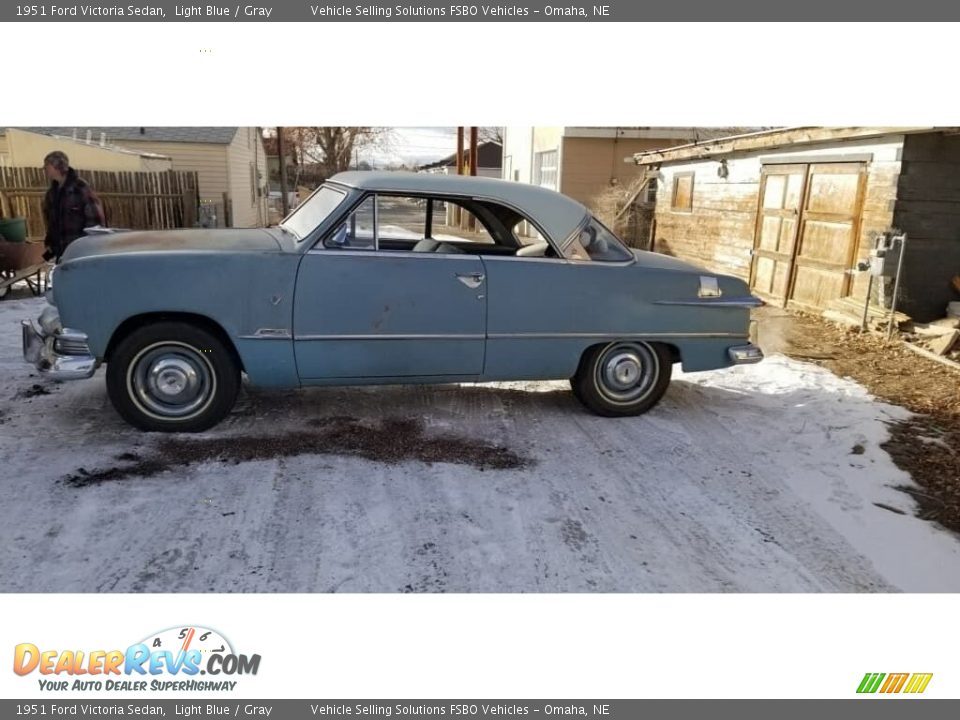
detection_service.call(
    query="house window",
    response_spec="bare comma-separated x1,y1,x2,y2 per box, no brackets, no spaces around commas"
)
533,150,558,189
645,178,658,204
249,162,256,205
671,172,694,212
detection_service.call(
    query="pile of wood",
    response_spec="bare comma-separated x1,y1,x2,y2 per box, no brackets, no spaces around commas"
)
903,314,960,367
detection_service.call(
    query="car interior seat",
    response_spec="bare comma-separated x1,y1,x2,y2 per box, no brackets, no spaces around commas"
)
516,242,550,258
413,238,441,252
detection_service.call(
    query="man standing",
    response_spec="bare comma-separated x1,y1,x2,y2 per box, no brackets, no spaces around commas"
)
41,151,106,262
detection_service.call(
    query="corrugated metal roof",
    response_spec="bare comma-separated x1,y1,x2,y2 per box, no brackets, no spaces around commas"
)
4,127,241,144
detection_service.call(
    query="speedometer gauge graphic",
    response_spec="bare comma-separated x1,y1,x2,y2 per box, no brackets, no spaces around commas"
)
138,626,234,657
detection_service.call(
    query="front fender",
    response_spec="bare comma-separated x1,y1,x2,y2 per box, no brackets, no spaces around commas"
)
53,251,301,387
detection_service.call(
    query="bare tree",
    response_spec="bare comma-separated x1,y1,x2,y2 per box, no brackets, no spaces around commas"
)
298,127,392,177
479,126,504,145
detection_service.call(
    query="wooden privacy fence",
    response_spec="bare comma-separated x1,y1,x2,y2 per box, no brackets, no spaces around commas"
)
0,166,200,237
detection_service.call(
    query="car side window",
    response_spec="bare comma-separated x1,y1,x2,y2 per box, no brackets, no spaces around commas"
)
324,196,375,250
377,195,426,242
323,194,503,252
430,200,495,244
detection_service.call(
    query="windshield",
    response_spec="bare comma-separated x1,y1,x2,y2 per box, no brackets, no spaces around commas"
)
279,185,348,241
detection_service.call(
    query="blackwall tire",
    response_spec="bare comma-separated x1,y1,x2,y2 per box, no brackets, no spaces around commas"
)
571,341,672,417
106,322,239,432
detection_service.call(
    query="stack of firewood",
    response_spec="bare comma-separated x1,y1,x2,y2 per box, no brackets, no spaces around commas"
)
906,315,960,359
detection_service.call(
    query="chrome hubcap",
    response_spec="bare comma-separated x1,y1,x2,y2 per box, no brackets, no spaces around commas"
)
128,343,215,420
151,358,199,398
595,342,658,404
605,353,642,389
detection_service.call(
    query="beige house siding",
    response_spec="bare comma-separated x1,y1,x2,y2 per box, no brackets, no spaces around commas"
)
225,127,269,228
2,128,171,172
504,127,701,210
0,134,9,165
113,138,229,207
559,137,685,205
502,126,563,187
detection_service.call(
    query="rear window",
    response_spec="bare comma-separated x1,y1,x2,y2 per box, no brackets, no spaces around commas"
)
561,218,633,262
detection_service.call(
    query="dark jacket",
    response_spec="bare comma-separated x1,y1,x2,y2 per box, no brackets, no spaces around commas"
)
42,168,106,259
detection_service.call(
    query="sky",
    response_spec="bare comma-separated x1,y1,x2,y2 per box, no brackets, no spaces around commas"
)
362,127,459,168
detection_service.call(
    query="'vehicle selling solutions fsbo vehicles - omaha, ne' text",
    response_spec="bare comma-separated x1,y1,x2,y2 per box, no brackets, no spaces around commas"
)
22,171,763,432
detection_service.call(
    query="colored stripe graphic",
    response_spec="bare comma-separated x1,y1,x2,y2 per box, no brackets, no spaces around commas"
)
904,674,933,694
857,672,932,694
857,673,885,693
880,673,909,693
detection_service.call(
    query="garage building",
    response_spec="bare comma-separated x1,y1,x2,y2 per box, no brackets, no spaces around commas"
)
632,127,960,322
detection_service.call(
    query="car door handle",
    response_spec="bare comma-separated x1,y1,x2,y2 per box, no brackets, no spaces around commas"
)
456,272,485,289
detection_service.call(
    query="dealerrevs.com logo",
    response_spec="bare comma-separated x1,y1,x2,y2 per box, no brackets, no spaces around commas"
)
14,626,261,692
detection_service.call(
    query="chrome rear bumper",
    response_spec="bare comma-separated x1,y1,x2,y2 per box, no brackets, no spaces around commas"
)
22,320,99,380
727,343,764,365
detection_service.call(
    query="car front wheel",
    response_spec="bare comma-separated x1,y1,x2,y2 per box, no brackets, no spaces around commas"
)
106,321,240,432
571,341,672,417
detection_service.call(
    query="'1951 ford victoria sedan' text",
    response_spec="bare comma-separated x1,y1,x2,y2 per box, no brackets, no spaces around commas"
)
22,171,762,432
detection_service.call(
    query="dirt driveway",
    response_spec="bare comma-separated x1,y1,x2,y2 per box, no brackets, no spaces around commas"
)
756,305,960,533
2,295,959,593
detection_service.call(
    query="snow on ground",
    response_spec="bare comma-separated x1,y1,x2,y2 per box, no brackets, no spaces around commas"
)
1,293,958,592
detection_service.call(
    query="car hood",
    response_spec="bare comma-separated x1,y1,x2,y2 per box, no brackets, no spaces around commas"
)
61,228,281,262
631,249,710,274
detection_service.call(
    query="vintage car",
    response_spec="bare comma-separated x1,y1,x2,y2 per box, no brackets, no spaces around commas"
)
22,171,763,432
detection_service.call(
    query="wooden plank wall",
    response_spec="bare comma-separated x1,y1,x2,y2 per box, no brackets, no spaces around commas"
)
651,158,760,280
0,166,199,238
893,132,960,320
849,153,900,302
649,136,903,299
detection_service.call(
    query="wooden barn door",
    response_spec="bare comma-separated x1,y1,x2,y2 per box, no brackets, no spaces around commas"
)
750,162,865,310
789,162,866,312
750,164,806,305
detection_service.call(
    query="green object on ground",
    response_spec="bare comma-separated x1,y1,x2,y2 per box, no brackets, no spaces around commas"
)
0,217,27,242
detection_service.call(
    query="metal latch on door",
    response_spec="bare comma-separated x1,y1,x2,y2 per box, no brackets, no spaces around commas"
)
456,272,485,289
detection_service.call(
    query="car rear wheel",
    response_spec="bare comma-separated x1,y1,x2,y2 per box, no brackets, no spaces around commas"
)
571,341,672,417
106,322,239,432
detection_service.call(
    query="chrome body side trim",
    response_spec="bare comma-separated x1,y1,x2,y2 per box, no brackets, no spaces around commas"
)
291,332,744,342
238,328,292,339
294,333,486,341
487,331,746,340
654,296,765,308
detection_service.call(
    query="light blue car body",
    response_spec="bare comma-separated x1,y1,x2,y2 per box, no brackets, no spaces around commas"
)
40,172,761,388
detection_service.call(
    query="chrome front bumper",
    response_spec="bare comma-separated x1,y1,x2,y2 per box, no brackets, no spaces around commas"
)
727,343,764,365
22,320,100,380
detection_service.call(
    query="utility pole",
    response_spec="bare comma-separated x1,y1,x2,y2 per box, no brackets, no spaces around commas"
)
468,127,478,230
469,126,478,177
277,127,290,216
455,127,465,227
